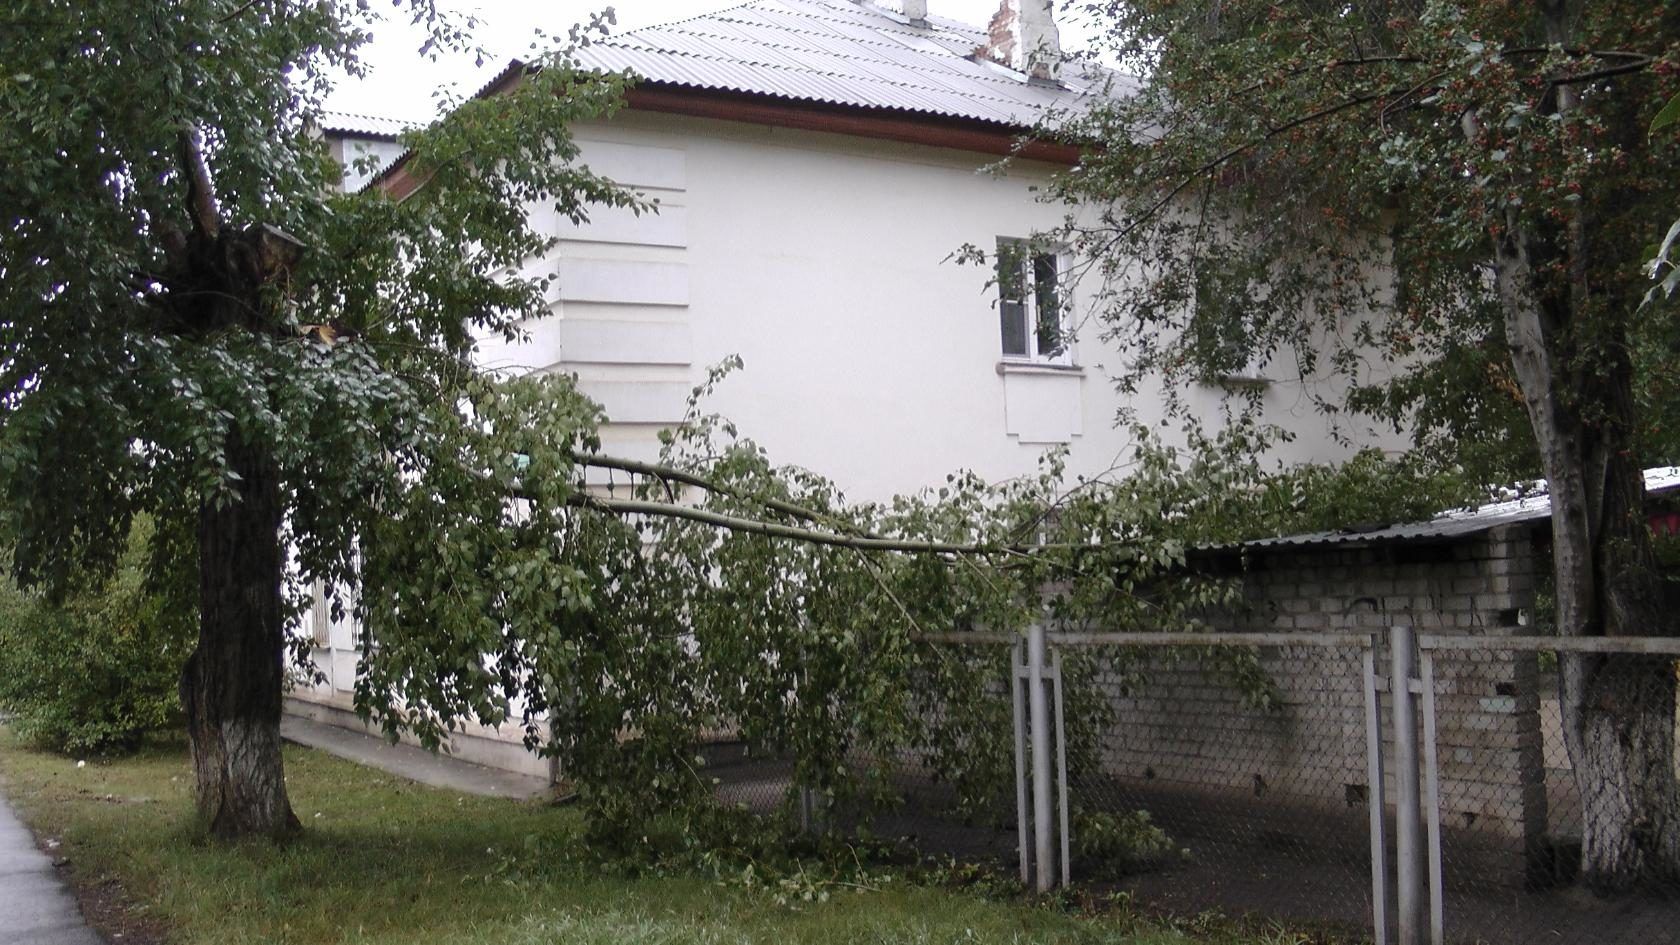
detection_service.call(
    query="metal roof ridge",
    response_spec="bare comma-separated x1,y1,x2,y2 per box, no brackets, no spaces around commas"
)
640,18,972,61
613,0,770,34
717,0,982,42
602,4,977,59
613,23,1068,99
591,43,1075,112
708,3,994,52
600,0,988,53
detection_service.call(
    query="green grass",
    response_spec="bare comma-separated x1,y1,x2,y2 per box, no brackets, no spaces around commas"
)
0,730,1282,945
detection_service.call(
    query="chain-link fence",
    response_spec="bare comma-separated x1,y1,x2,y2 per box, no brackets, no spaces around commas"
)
706,627,1680,945
1069,632,1378,939
1418,636,1680,945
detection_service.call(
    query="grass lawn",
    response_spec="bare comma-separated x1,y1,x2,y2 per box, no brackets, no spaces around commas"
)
0,729,1298,945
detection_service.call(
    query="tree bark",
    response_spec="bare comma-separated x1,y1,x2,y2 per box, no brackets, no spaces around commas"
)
1493,196,1680,892
1576,654,1680,886
179,429,300,840
161,127,306,841
1478,3,1680,885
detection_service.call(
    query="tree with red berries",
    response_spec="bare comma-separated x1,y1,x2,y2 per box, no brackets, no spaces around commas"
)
1059,0,1680,889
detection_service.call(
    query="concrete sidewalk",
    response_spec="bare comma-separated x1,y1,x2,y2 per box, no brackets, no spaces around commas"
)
0,791,103,945
280,715,552,800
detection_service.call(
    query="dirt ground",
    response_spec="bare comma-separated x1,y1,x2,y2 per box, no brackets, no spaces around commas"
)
715,759,1680,945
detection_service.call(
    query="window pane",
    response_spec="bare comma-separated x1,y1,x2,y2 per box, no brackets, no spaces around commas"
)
1000,300,1028,356
1033,253,1063,357
996,239,1025,302
998,238,1029,356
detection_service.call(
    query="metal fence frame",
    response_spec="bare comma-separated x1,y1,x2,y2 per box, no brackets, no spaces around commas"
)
1413,632,1680,945
923,626,1680,945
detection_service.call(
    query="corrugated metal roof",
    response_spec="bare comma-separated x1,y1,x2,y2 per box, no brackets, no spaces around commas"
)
572,0,1130,128
318,110,418,140
1221,467,1680,553
370,0,1117,191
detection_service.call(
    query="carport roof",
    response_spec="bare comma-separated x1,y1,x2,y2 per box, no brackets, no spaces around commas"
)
1208,467,1680,555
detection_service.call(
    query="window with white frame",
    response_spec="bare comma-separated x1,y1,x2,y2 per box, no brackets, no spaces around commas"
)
996,237,1070,364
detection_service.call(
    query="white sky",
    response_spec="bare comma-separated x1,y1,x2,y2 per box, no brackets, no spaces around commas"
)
321,0,1105,122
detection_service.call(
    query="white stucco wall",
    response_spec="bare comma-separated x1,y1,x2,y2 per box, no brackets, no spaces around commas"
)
289,105,1407,759
476,108,1404,503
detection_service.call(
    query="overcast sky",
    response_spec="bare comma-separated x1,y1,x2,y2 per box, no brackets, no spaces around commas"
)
321,0,1105,122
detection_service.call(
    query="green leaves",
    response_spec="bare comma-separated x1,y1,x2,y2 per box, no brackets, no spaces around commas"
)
1645,219,1680,306
334,358,1472,848
1652,91,1680,134
0,516,194,756
0,0,645,603
1054,0,1680,475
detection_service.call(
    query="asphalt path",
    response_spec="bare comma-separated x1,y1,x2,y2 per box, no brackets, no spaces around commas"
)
0,791,102,945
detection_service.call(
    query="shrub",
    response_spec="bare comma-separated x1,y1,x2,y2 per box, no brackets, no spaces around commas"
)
1071,809,1188,878
0,519,194,755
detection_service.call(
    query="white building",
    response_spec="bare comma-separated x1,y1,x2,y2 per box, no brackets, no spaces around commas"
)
289,0,1401,774
317,111,412,193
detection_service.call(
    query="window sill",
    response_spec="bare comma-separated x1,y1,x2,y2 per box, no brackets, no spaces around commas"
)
996,360,1084,377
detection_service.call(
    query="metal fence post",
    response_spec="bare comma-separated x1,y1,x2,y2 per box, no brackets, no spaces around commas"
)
1012,639,1030,886
1390,624,1424,945
1363,638,1390,945
1419,647,1444,945
1028,621,1055,893
1052,647,1070,889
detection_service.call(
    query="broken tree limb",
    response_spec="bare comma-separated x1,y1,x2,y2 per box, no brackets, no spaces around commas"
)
565,491,1130,559
578,453,881,539
179,126,221,239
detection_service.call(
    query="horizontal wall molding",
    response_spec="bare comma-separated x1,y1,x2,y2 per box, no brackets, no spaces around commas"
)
559,318,691,366
576,138,687,191
559,203,688,248
577,379,690,424
558,258,689,306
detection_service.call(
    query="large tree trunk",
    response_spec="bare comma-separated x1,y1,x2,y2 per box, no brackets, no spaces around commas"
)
1575,653,1680,886
179,430,300,840
162,129,306,841
1484,4,1680,886
1564,459,1680,889
1494,202,1680,891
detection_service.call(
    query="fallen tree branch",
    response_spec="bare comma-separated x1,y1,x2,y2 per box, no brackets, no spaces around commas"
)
569,492,1012,554
579,454,880,539
566,491,1133,559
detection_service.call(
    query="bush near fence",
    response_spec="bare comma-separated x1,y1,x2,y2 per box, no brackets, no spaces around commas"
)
719,518,1680,945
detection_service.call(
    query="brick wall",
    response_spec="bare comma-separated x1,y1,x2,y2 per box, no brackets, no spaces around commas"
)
1090,524,1550,880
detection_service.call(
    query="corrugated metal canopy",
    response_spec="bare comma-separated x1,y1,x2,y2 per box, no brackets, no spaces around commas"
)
1214,467,1680,554
572,0,1131,128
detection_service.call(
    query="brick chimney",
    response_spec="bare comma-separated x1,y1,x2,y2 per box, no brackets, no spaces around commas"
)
976,0,1061,83
902,0,928,26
